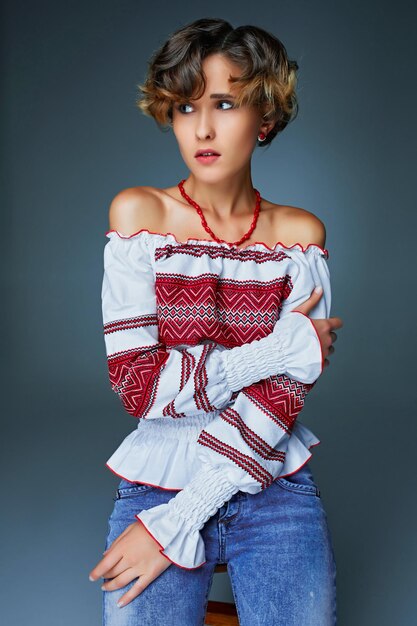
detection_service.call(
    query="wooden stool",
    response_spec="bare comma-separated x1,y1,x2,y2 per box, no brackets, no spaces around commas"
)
204,564,239,626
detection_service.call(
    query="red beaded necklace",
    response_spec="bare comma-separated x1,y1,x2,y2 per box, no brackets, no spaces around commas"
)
177,178,261,247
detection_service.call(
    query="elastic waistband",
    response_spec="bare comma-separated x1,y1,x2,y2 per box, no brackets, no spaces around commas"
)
136,411,220,443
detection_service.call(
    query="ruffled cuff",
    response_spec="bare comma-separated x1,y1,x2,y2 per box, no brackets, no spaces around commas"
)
135,464,238,569
273,311,323,383
221,310,323,391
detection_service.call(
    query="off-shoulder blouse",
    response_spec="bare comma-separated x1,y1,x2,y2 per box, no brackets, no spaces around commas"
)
101,229,331,569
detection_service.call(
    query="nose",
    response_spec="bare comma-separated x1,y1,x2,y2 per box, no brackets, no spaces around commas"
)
195,109,215,140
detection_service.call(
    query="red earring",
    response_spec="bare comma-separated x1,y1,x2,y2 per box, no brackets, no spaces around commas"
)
258,132,266,142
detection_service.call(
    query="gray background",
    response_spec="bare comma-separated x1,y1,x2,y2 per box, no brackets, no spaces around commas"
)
2,1,416,624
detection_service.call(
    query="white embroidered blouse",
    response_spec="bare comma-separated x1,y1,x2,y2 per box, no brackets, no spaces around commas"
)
101,228,331,570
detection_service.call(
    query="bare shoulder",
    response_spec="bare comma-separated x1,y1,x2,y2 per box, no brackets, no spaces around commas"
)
269,202,327,249
108,186,165,235
287,205,326,248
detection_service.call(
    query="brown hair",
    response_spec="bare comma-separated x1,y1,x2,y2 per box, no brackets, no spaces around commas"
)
136,18,299,147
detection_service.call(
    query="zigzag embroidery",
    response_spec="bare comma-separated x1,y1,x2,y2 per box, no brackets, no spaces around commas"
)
162,348,196,418
104,314,158,335
219,407,287,462
197,430,277,489
155,242,292,265
155,272,292,288
108,348,168,418
155,273,293,347
244,376,314,432
194,343,217,413
107,342,221,419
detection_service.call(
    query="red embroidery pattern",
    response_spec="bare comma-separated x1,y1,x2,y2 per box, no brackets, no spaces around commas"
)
161,349,196,418
244,376,314,432
197,430,276,488
193,343,219,413
155,273,293,347
107,340,221,419
197,375,316,490
108,346,167,417
217,406,287,462
104,313,158,335
155,242,292,264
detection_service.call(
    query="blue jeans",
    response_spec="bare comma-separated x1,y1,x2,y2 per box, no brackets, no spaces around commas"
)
102,462,337,625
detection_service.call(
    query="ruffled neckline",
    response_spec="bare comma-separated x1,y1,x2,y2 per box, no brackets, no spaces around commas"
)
105,228,329,258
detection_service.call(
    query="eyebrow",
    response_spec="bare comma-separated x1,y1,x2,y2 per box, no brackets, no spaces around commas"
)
209,93,236,99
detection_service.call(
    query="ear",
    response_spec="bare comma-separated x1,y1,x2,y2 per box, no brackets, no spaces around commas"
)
258,111,279,137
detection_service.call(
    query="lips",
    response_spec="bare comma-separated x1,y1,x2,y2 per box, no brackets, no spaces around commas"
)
195,149,220,157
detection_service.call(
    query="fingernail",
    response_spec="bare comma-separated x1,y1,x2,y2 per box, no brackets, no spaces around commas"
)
101,585,106,591
117,600,124,608
314,285,323,293
89,575,95,581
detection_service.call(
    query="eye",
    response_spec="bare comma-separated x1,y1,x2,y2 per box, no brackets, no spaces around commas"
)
176,102,194,114
175,100,235,114
218,100,234,110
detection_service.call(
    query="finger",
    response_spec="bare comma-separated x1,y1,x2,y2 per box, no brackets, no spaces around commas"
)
101,524,135,558
117,574,153,607
325,346,335,358
102,557,131,580
294,288,323,315
329,317,343,329
102,566,137,592
90,551,124,581
105,534,125,554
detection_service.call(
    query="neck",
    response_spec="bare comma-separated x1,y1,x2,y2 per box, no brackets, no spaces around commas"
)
182,169,258,219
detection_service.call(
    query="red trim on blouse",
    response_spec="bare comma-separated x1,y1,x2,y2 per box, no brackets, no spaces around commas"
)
275,440,321,480
105,439,322,488
134,515,207,570
104,227,329,257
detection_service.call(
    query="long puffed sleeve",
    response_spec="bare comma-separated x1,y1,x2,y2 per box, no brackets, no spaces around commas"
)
223,244,331,387
135,247,332,569
102,232,329,420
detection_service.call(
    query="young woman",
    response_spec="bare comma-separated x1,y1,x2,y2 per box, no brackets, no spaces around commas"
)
89,17,343,625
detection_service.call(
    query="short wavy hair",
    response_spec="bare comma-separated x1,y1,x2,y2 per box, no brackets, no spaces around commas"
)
136,18,299,147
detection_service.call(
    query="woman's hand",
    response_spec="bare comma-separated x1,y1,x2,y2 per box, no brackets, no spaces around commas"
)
293,286,344,369
89,521,172,607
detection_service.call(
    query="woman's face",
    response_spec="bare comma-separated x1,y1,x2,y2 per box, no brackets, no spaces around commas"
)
171,53,265,182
